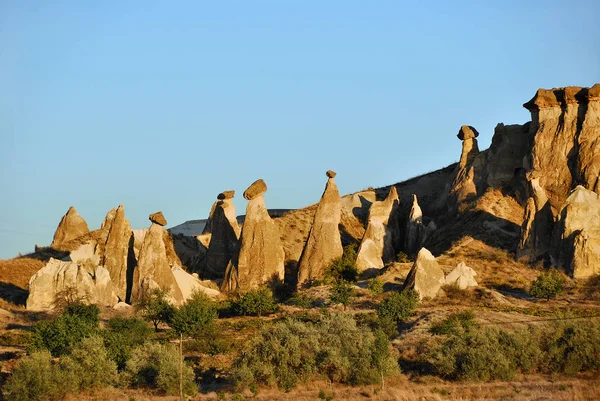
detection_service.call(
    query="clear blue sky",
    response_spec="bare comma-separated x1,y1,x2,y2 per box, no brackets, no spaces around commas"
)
1,1,599,259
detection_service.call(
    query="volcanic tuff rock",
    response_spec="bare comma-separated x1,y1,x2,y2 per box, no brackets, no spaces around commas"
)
517,177,554,261
171,265,220,300
27,258,118,311
132,222,183,304
447,126,483,210
205,192,241,279
222,180,284,292
149,211,167,226
550,186,600,279
297,172,344,285
51,206,90,247
445,262,478,289
355,186,400,272
405,195,425,255
402,248,445,300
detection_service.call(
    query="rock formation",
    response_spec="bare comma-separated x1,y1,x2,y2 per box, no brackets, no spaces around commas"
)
402,248,445,300
204,191,241,279
27,258,118,311
517,177,554,261
447,126,483,210
485,123,531,189
445,262,478,289
405,195,425,255
297,172,344,285
355,187,400,272
149,211,167,226
222,180,285,292
550,186,600,278
132,221,184,304
171,265,220,300
51,206,90,247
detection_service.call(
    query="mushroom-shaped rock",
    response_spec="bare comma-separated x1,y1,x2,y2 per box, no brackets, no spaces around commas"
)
550,186,600,278
132,222,183,304
402,248,445,300
149,211,167,226
205,192,241,280
222,180,284,292
26,258,118,311
326,170,337,178
218,190,235,200
355,186,400,272
445,262,478,289
297,173,343,285
457,125,480,140
51,206,90,247
405,195,425,255
243,179,267,200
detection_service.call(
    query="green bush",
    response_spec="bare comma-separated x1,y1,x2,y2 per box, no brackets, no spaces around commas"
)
3,351,63,401
29,305,100,356
354,313,398,339
367,278,385,294
233,314,398,391
430,311,477,336
376,290,419,323
137,288,176,331
288,292,316,309
329,280,354,307
529,269,566,300
231,288,278,316
102,317,153,370
326,245,359,283
170,291,218,337
62,335,118,390
125,342,197,396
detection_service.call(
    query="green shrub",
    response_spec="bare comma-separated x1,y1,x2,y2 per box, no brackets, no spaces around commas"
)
288,292,316,309
376,290,419,323
170,291,218,337
430,311,477,336
137,288,176,331
529,269,566,300
3,351,63,401
354,313,398,339
233,314,398,391
29,305,100,356
62,335,118,390
102,317,152,370
326,245,359,283
329,280,354,307
396,252,410,263
231,288,278,316
367,278,384,294
125,342,197,396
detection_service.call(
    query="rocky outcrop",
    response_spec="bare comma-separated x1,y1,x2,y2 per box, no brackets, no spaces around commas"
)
517,177,554,261
405,195,425,255
448,126,484,210
171,265,220,300
297,172,344,285
51,206,90,247
132,222,183,304
485,123,531,189
205,191,241,280
402,248,445,300
550,186,600,279
149,211,167,226
98,205,133,301
27,258,118,311
355,187,400,272
340,190,376,243
445,262,478,289
222,180,285,292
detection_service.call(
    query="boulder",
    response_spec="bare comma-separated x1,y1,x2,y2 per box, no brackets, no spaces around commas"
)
297,172,344,285
222,180,285,292
171,265,220,300
27,258,118,311
550,186,600,278
132,222,184,304
149,211,167,226
51,206,90,247
355,187,400,272
445,262,478,289
405,195,425,255
402,248,445,300
205,192,241,279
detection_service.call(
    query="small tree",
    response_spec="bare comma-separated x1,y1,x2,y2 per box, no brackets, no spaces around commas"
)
326,244,359,283
329,280,354,308
530,269,566,300
231,288,278,316
376,290,419,323
138,288,176,331
371,329,399,390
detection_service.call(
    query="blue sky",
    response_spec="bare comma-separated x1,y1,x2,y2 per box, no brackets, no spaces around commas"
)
1,1,599,258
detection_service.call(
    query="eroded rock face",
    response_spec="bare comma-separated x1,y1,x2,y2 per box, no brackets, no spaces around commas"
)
356,187,400,272
517,178,554,261
402,248,445,300
171,265,220,300
27,258,118,311
99,205,133,301
222,180,284,292
297,172,343,285
132,223,183,304
51,206,90,247
149,211,167,226
550,186,600,278
405,195,425,255
445,262,478,289
205,192,241,280
448,126,484,210
485,123,532,189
